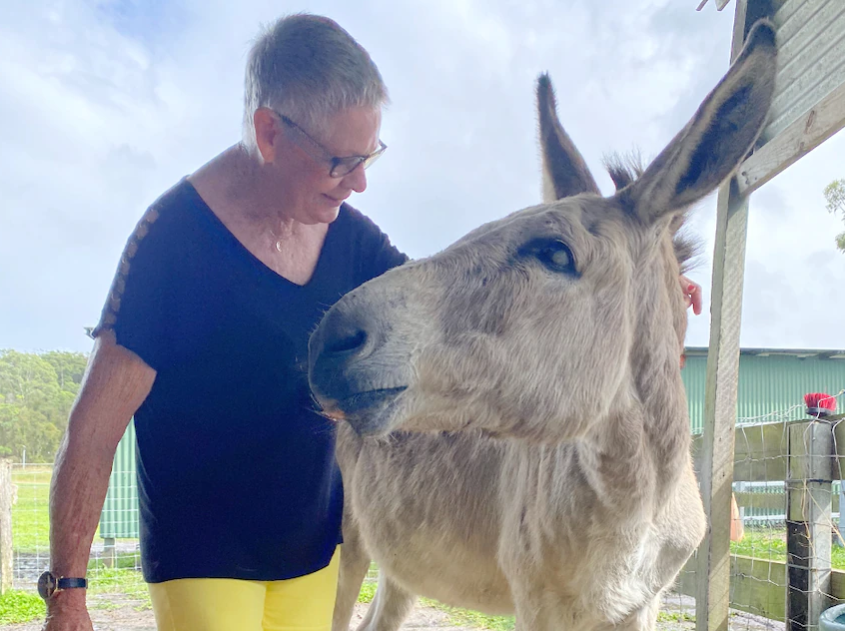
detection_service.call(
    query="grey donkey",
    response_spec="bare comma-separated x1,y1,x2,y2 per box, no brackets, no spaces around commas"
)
309,20,777,631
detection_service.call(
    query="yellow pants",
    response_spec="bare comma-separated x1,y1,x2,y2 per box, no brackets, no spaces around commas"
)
149,548,340,631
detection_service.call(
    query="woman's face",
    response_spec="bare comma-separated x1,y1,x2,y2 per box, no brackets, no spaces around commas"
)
259,106,383,225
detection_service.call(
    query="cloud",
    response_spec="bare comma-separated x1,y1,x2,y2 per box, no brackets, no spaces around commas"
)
1,0,843,353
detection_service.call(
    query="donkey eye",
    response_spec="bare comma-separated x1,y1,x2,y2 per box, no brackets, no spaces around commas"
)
520,239,578,276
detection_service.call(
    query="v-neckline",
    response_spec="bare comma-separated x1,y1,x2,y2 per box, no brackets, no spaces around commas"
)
184,179,338,289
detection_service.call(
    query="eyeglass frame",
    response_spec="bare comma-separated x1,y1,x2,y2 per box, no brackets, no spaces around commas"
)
271,111,387,178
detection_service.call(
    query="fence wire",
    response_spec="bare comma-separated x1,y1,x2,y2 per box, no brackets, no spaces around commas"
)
728,421,789,631
9,463,145,600
675,391,845,631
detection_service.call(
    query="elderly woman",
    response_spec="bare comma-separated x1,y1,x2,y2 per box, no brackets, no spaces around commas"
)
42,13,703,631
43,15,404,631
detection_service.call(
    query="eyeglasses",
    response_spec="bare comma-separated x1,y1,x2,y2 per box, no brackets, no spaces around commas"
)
274,112,387,178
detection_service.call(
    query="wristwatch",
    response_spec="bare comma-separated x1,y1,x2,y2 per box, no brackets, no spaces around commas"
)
37,571,87,600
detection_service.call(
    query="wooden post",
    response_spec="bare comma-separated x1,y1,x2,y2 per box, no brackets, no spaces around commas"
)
837,481,845,548
695,2,769,629
696,177,750,631
787,421,834,630
0,459,13,594
103,538,116,568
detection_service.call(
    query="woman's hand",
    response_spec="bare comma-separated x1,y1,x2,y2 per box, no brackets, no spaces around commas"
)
681,275,702,316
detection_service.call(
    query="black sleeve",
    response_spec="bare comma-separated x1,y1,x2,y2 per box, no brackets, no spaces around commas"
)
91,205,178,371
366,227,408,281
344,206,409,284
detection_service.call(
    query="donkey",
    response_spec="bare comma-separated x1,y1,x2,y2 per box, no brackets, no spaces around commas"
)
309,21,777,631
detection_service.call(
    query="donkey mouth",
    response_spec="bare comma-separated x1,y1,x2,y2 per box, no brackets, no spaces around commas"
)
338,386,407,412
328,386,407,436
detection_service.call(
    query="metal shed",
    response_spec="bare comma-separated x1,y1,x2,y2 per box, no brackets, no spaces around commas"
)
683,348,845,434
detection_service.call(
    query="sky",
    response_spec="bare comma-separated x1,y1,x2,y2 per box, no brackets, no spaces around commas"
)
1,0,843,354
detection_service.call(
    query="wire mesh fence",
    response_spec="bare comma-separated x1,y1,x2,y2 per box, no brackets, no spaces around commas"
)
728,420,790,631
9,463,145,600
666,392,845,630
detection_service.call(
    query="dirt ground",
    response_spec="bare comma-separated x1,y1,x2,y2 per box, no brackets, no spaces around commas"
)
3,593,781,631
3,598,475,631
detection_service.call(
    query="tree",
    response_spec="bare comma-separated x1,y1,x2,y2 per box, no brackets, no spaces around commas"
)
0,349,88,461
824,178,845,253
41,351,88,393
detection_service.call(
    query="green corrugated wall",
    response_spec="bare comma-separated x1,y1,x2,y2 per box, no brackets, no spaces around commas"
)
99,420,139,539
98,353,845,539
682,352,845,435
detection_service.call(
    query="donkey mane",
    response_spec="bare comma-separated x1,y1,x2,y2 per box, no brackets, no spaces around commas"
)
605,151,700,273
604,151,644,191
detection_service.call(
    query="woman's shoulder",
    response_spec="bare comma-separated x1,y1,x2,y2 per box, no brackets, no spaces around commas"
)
124,178,216,255
336,202,389,240
333,203,408,279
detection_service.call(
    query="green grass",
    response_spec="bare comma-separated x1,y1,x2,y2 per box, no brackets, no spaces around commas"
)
11,466,52,552
0,590,46,625
87,567,149,603
730,529,787,562
730,529,845,570
355,580,515,630
421,598,515,631
657,610,695,623
357,580,378,604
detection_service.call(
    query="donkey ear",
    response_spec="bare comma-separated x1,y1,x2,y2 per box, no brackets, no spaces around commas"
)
620,20,777,222
538,74,600,202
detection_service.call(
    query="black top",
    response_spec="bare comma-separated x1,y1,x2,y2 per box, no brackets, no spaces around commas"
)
93,179,407,583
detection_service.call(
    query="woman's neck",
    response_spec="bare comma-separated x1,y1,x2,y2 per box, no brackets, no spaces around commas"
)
190,144,303,244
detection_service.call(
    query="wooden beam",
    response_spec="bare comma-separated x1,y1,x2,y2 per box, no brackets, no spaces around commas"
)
680,555,787,621
693,421,794,483
696,176,751,631
734,422,790,482
696,3,756,613
737,80,845,196
679,555,845,624
693,417,845,483
734,490,841,514
695,6,757,627
729,555,788,621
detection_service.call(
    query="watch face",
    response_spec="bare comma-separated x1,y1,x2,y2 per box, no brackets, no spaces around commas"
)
37,571,57,600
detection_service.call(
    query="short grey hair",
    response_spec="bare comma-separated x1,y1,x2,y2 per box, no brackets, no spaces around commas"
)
243,14,389,153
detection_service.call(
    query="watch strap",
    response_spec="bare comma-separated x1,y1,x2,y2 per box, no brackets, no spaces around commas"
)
57,577,87,589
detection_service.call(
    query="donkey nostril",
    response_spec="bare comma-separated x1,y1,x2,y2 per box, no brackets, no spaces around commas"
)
325,329,367,355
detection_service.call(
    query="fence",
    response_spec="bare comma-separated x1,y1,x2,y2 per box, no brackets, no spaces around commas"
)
4,415,845,629
672,412,845,630
1,461,143,598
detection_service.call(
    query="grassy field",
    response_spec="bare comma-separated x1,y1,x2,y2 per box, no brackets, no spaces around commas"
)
0,591,45,625
11,466,52,553
731,528,845,568
11,466,136,553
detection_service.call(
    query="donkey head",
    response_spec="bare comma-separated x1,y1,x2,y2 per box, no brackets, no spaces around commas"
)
309,22,776,442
